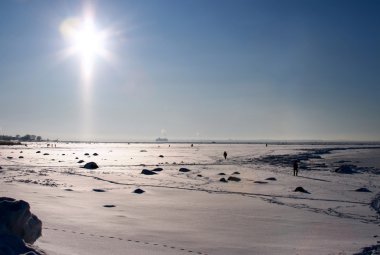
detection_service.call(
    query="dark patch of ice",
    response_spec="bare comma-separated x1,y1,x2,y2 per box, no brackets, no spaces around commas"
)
335,165,357,174
353,244,380,255
370,193,380,214
254,181,268,184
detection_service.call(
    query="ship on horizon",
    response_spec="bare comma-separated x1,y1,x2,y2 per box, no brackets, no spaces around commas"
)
156,137,168,142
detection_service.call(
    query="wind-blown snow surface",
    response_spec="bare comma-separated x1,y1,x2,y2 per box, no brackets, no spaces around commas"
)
0,143,379,255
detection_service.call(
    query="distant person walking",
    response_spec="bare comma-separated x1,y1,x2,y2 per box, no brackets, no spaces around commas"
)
293,160,299,176
223,151,227,160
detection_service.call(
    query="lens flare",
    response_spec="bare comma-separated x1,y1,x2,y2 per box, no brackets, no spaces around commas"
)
60,11,109,83
59,5,114,140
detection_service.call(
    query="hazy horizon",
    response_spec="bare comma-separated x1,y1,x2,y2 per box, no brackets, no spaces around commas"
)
1,0,379,142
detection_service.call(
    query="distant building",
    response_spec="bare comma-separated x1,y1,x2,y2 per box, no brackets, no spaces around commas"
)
156,137,168,142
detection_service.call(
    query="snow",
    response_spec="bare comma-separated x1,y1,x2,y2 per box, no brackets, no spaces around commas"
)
0,142,379,254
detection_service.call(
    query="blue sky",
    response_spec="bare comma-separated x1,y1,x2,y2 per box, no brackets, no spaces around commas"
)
0,0,379,141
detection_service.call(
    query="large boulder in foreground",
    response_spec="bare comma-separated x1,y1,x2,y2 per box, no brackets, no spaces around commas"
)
0,197,45,254
0,234,46,255
83,162,99,169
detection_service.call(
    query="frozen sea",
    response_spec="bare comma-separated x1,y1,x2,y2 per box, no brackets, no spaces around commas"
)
1,142,379,254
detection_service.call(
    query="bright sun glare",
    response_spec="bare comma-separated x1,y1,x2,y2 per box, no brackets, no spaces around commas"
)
60,11,109,82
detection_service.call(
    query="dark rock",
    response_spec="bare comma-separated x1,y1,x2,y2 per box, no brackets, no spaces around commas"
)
219,178,228,183
19,156,24,159
179,168,190,173
227,176,241,182
265,177,277,181
232,171,240,175
0,197,42,245
43,153,49,156
92,189,106,192
103,205,115,208
197,174,203,177
294,187,310,193
158,155,164,158
7,157,13,159
62,154,65,156
355,187,371,192
83,162,99,169
84,153,89,156
218,173,226,175
140,150,147,152
36,151,41,154
133,188,145,194
93,153,98,156
77,160,84,163
152,168,163,172
141,169,157,175
75,157,78,159
64,189,73,191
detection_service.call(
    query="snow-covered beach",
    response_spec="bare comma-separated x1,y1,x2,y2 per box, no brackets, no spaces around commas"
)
1,142,379,254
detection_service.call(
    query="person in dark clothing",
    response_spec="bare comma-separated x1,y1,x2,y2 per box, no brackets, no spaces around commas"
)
293,160,299,176
223,151,227,160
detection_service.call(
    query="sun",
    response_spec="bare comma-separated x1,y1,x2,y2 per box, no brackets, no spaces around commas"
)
60,13,109,82
73,18,105,60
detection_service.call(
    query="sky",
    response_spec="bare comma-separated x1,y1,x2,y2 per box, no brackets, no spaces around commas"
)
0,0,379,141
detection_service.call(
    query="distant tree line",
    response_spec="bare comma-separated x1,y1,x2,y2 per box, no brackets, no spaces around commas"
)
0,134,43,142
